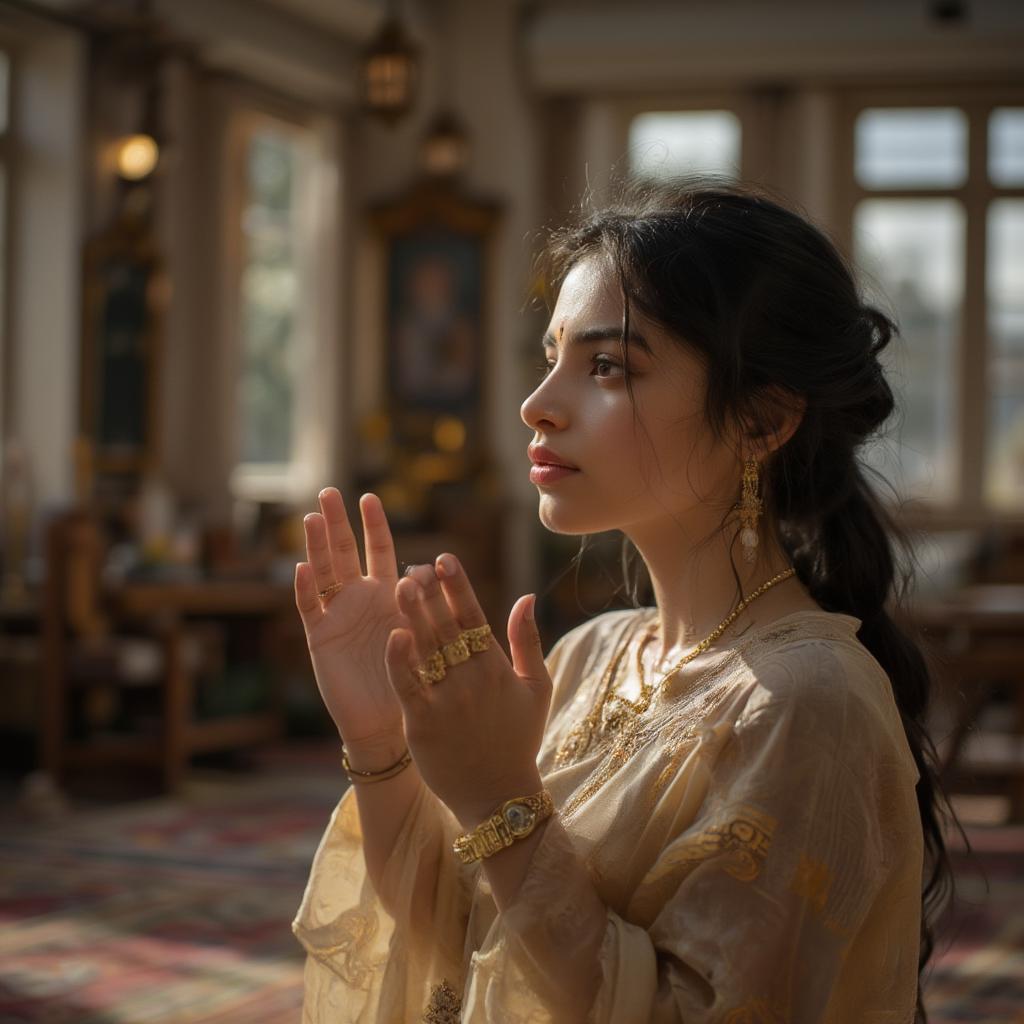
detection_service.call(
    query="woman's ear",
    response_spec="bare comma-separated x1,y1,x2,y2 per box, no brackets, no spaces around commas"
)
743,386,807,458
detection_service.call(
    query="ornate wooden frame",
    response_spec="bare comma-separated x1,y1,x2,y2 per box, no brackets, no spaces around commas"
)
369,180,502,479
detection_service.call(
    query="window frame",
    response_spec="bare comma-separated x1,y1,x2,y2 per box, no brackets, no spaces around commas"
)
835,84,1024,530
0,43,13,445
219,87,333,506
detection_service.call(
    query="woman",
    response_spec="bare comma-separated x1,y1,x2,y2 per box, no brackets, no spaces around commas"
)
291,178,961,1023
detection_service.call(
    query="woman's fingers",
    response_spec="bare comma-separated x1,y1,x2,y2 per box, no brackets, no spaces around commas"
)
396,556,492,660
303,513,336,596
294,561,323,634
395,575,438,666
406,563,463,644
433,554,489,630
360,493,398,582
319,487,362,584
384,627,428,707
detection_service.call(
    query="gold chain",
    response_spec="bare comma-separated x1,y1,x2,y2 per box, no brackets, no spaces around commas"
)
553,567,797,768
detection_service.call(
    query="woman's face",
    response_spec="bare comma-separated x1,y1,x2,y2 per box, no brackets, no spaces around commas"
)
520,255,741,538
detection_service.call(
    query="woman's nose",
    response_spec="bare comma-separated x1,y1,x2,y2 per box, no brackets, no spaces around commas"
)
520,380,565,433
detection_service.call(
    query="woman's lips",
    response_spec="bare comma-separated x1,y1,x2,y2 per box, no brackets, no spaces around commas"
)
529,464,581,485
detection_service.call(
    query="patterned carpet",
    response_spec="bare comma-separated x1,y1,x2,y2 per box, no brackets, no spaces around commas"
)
0,743,1020,1023
923,819,1024,1022
0,751,343,1024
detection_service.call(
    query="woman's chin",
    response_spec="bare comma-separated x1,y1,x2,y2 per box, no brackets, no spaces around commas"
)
537,497,609,536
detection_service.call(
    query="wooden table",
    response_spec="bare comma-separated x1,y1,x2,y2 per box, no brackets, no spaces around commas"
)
108,579,295,618
901,585,1024,819
44,576,299,795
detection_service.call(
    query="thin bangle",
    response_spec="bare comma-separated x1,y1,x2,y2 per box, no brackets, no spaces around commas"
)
342,745,413,784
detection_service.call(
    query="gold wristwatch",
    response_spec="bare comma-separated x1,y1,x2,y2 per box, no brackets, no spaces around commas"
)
452,790,554,864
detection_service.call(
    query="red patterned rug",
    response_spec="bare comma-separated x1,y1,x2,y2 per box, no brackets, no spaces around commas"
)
0,755,342,1024
0,745,1021,1022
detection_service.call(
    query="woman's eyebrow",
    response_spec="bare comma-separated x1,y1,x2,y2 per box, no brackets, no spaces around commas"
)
541,326,652,354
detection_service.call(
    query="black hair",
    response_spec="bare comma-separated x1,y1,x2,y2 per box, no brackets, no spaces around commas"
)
534,174,970,1022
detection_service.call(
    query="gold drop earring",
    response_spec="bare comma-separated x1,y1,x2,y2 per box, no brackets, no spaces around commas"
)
737,456,762,564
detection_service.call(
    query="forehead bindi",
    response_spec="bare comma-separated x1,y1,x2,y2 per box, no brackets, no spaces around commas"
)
541,323,653,355
544,261,655,355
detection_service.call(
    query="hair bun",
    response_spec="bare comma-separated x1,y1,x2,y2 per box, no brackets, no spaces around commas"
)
858,305,897,360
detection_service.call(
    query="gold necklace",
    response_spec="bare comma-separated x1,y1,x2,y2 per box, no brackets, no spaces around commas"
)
552,568,797,768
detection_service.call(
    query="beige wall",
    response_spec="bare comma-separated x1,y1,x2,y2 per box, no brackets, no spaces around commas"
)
3,21,85,511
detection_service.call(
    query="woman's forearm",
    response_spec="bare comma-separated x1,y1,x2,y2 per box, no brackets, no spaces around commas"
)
345,735,428,917
468,809,608,1020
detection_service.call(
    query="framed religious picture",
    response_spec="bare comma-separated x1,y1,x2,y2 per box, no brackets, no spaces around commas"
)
370,181,501,479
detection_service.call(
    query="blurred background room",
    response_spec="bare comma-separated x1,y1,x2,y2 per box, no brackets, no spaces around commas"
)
0,0,1022,1019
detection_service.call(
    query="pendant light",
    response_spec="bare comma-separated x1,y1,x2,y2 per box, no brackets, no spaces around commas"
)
361,0,419,123
420,109,469,177
418,0,469,177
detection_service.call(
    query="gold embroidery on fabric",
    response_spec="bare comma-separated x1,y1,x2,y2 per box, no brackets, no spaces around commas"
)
789,852,832,914
652,720,701,796
823,912,855,943
722,995,789,1023
788,852,856,942
292,905,382,990
422,978,462,1023
558,618,855,822
647,804,777,884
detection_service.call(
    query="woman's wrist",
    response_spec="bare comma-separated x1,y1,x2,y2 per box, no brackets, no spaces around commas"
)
341,733,409,774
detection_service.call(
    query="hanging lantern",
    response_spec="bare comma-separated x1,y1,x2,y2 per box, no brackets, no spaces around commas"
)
361,14,419,123
420,109,470,177
115,133,160,180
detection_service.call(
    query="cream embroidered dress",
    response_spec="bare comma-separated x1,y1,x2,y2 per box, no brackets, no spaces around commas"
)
292,608,923,1023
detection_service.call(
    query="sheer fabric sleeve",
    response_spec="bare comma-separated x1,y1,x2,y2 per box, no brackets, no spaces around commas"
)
290,628,579,1022
460,641,921,1023
291,777,478,1022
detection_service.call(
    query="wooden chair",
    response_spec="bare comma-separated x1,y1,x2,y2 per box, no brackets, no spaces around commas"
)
39,509,193,794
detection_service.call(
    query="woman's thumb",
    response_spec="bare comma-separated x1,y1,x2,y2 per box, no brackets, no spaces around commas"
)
508,594,548,685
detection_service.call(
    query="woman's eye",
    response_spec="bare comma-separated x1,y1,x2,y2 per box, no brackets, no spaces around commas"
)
591,356,622,379
535,356,623,381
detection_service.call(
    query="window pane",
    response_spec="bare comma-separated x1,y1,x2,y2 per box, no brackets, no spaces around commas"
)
989,108,1024,187
0,166,5,427
0,51,8,135
985,199,1024,509
855,108,967,189
237,129,304,465
628,111,741,180
853,199,966,505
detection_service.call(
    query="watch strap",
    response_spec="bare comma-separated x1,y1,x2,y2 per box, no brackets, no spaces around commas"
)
452,789,554,864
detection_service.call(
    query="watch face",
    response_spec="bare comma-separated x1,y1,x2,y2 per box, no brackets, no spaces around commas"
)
504,802,536,835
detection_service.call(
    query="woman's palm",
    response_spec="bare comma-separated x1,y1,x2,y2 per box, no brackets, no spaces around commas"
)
294,490,408,748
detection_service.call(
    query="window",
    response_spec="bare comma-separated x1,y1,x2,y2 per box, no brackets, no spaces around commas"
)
0,48,9,441
228,110,318,501
848,100,1024,517
987,196,1024,510
628,109,741,181
855,107,967,189
854,194,965,505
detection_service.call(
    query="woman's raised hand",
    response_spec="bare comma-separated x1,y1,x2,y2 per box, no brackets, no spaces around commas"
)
294,488,407,750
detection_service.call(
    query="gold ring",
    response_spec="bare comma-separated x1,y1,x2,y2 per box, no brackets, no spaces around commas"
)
416,650,448,685
462,625,493,652
318,581,344,601
441,636,471,666
415,625,494,686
